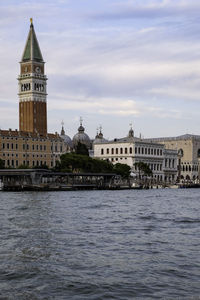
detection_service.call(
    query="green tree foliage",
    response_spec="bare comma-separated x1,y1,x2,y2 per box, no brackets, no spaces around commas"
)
17,164,30,169
113,163,131,178
56,153,114,173
0,159,5,169
32,164,49,170
75,142,89,156
134,162,152,177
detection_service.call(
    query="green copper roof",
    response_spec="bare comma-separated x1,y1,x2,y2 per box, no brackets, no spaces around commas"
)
22,23,43,62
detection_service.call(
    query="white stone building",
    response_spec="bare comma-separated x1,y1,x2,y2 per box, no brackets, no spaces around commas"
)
93,128,178,182
147,134,200,181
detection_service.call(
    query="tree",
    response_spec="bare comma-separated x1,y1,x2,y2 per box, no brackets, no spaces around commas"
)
75,142,89,156
17,164,30,169
134,162,152,177
57,153,114,173
0,159,5,169
113,163,131,178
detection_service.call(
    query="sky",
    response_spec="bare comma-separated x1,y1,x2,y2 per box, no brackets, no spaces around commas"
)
1,0,200,139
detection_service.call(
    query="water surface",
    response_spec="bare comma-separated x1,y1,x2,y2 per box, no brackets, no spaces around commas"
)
0,189,200,299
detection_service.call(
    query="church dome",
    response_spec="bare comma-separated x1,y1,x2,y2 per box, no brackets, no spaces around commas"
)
72,119,91,149
60,124,72,148
93,127,107,144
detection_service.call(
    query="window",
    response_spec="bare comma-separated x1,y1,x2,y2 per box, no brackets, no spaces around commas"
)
138,147,140,154
32,145,35,150
135,147,137,154
116,148,118,154
2,143,5,149
16,144,18,150
157,149,159,156
11,143,14,150
40,145,42,151
111,148,114,155
148,148,150,155
44,145,46,151
145,148,147,155
125,148,127,154
130,147,132,154
16,160,18,167
107,148,109,154
151,149,153,155
7,143,9,149
101,148,104,155
160,149,162,156
154,149,156,155
142,147,144,154
120,148,123,154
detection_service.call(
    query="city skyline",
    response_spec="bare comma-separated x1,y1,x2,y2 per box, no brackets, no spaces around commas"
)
1,0,200,139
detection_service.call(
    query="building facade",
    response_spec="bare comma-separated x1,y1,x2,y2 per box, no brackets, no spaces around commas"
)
94,129,178,182
147,134,200,181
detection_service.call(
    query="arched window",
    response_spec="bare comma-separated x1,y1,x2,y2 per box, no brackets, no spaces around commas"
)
106,148,109,154
111,148,114,155
178,148,184,157
125,148,127,154
130,147,132,154
120,148,123,154
197,149,200,158
141,147,144,154
116,148,118,154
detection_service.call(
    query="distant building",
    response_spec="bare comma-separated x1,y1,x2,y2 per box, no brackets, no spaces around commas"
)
0,19,70,168
94,127,178,182
146,134,200,181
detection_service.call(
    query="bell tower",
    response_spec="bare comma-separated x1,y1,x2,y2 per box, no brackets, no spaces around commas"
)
18,19,47,135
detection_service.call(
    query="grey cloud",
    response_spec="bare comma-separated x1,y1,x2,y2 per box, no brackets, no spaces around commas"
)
88,1,200,21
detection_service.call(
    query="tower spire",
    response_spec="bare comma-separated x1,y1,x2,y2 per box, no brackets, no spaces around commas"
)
21,19,43,62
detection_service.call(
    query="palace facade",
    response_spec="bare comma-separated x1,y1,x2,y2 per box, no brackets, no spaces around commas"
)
146,134,200,181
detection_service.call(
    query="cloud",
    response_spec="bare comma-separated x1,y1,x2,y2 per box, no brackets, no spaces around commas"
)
89,0,200,21
1,0,200,138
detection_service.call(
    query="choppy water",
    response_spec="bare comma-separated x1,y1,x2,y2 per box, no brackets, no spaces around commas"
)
0,189,200,299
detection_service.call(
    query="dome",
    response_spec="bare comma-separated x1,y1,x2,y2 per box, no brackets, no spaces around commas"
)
93,127,107,144
72,120,91,149
60,125,72,148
